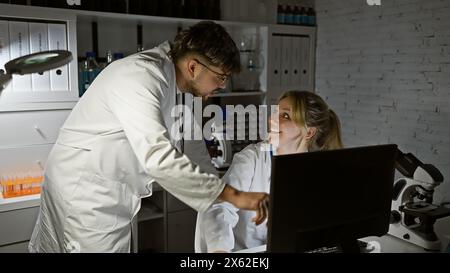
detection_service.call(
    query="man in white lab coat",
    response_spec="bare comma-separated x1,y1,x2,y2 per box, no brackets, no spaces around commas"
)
29,21,269,253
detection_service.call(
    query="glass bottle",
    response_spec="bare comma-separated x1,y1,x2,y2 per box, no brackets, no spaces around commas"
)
106,50,113,66
294,6,301,25
277,4,285,24
300,7,308,26
113,52,124,60
80,51,101,97
284,5,293,25
307,7,317,26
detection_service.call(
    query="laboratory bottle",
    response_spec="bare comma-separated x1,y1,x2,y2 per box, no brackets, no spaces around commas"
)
78,60,86,97
284,5,294,25
294,6,301,25
277,4,285,24
114,52,124,60
128,0,142,15
307,7,317,26
300,7,308,26
106,50,113,66
110,0,127,13
80,51,101,97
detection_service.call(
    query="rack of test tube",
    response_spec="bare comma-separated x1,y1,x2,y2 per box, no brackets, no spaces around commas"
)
0,169,43,199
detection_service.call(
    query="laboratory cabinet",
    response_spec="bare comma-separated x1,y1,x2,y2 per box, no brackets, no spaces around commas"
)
0,206,39,252
0,5,79,104
0,4,78,252
137,185,197,253
0,110,70,147
0,2,316,253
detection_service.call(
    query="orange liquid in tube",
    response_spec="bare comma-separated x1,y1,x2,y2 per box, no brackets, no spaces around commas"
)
1,173,43,198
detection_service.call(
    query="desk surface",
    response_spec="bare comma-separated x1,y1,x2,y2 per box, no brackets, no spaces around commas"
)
360,235,445,253
235,234,446,253
234,244,267,253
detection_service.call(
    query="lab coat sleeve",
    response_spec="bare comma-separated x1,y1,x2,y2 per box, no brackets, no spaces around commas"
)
107,65,224,213
201,146,257,252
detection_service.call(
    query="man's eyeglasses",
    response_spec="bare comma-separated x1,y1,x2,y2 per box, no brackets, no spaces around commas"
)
194,59,229,85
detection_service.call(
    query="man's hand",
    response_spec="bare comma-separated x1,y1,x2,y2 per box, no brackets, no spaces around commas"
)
218,185,270,225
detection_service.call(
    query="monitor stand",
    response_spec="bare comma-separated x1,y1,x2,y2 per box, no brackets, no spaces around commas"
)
295,227,369,253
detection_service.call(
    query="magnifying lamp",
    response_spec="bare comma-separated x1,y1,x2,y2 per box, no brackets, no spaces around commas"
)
0,50,73,93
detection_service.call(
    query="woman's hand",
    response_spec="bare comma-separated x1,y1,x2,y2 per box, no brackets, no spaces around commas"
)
218,185,270,225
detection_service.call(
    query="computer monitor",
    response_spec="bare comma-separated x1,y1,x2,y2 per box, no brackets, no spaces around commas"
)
267,144,398,253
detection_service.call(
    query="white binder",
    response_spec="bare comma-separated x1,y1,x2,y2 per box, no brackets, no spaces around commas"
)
0,20,11,94
281,36,292,86
299,37,311,89
291,37,302,87
9,20,32,93
29,22,50,92
271,35,282,87
48,23,68,91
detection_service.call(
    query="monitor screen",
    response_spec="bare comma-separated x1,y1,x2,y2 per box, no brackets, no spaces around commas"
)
267,144,398,253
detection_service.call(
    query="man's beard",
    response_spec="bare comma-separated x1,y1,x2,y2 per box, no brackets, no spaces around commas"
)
186,79,205,98
184,79,214,101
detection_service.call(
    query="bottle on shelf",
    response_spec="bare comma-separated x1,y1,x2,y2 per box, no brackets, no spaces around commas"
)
128,0,142,15
10,0,28,5
212,0,221,20
159,0,173,17
294,6,301,25
110,0,127,13
137,24,144,52
79,51,101,97
277,4,285,24
113,52,124,61
99,50,114,69
29,0,47,7
172,0,184,18
284,5,294,25
185,0,200,19
203,0,219,20
106,50,113,64
300,6,308,26
307,7,317,26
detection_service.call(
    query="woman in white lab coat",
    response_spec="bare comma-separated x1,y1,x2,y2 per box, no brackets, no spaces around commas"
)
195,90,344,253
29,21,269,253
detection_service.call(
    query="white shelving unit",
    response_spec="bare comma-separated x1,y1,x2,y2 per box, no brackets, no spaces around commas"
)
0,194,40,213
0,4,79,253
0,4,79,108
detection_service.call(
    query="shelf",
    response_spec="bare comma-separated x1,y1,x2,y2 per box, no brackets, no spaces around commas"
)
0,102,77,112
0,193,40,213
0,3,319,30
210,91,265,98
0,4,268,28
73,8,271,28
138,203,164,223
74,8,318,32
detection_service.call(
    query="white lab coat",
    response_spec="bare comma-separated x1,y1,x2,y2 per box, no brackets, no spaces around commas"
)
29,41,225,253
195,142,271,253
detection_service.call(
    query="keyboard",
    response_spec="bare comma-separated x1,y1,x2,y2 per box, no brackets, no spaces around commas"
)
305,240,369,253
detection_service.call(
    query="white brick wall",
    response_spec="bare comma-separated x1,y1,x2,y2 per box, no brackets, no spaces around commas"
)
315,0,450,204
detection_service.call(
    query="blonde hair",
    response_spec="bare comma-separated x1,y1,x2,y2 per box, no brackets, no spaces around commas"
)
278,90,344,151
